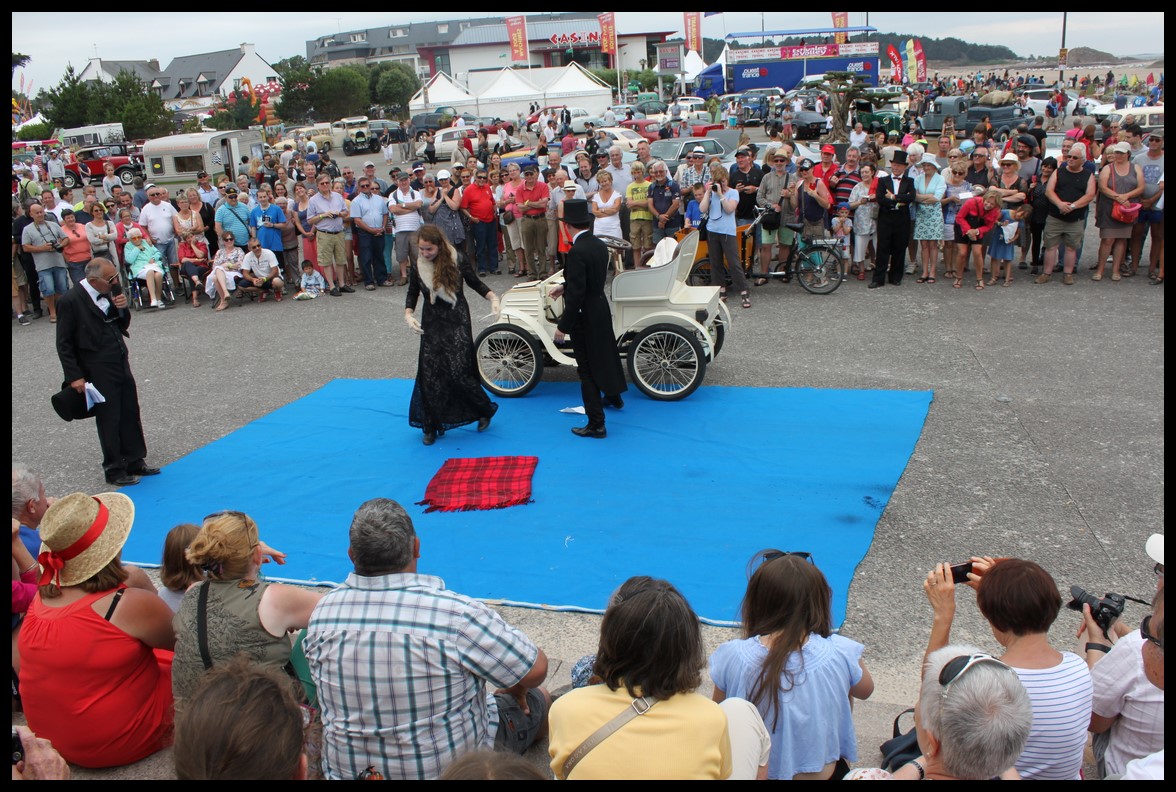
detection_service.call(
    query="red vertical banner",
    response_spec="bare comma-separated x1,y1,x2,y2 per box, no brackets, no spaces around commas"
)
886,45,903,84
683,12,702,54
506,16,528,63
913,39,927,82
598,13,617,56
831,12,849,45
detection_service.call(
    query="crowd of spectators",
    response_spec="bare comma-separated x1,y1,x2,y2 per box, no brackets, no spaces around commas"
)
10,462,1165,780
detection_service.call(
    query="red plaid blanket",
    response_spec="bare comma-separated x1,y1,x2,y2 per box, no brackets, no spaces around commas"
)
417,456,539,513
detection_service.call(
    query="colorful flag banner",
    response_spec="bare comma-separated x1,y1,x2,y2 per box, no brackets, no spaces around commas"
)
913,39,927,83
887,44,904,83
904,39,917,84
506,16,528,63
832,12,849,45
684,12,702,54
598,13,617,56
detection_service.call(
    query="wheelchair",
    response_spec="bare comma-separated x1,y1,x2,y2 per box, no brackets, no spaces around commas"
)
119,258,178,310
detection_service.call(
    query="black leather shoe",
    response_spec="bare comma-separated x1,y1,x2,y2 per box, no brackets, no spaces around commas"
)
105,473,141,487
478,402,498,432
422,431,436,446
128,466,161,476
606,395,624,410
339,285,355,293
868,282,883,289
571,425,607,439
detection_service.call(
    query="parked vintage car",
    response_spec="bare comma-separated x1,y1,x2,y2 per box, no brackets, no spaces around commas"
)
418,126,522,162
620,118,664,142
791,111,828,140
411,108,481,133
63,143,145,189
647,135,729,174
329,116,374,155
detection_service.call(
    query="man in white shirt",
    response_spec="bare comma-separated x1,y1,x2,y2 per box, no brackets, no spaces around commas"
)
453,114,466,130
46,149,66,182
848,122,868,150
1083,534,1165,779
241,238,285,302
602,107,616,128
387,171,424,285
137,186,178,266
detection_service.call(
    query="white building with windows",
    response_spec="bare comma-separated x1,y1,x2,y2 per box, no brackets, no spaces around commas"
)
150,43,278,113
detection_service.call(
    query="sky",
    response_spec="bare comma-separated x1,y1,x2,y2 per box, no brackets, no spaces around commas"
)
12,11,1164,98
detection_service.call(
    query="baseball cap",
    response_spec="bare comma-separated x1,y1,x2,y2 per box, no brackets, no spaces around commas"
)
821,144,837,155
735,146,752,156
411,161,425,171
363,161,375,168
797,158,814,171
436,169,451,180
1109,141,1131,154
224,186,239,196
197,171,209,178
396,171,410,180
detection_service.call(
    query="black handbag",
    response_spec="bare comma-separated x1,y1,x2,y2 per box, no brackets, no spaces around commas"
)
695,216,708,241
879,708,921,772
761,209,781,231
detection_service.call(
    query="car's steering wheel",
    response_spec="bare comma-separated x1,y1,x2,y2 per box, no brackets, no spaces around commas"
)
597,235,632,252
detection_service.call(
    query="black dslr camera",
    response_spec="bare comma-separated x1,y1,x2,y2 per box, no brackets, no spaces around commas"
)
1067,586,1126,639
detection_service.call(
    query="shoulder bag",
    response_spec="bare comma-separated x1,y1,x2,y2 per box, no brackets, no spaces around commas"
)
560,696,658,779
1109,167,1141,224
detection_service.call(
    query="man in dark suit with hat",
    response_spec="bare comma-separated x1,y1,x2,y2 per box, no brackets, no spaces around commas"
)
551,200,627,438
55,258,158,486
870,150,917,288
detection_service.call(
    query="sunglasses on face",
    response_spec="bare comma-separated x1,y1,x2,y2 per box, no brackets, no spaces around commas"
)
1140,615,1164,651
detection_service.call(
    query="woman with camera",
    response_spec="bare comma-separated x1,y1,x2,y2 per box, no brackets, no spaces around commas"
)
923,557,1092,779
699,164,751,308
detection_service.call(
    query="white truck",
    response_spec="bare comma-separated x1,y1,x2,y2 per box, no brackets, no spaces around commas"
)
57,123,126,148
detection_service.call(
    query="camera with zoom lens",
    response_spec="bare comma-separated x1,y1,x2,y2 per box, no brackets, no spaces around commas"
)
1067,585,1126,639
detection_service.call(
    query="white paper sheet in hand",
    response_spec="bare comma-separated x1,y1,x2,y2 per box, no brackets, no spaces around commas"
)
84,382,106,411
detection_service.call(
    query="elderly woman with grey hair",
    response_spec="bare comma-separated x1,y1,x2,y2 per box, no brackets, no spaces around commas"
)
846,645,1032,780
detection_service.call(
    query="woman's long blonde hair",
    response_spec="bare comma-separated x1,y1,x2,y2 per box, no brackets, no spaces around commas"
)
185,511,259,580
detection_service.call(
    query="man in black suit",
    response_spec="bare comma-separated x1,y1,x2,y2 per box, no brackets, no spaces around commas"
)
551,199,627,438
55,258,159,486
871,150,918,288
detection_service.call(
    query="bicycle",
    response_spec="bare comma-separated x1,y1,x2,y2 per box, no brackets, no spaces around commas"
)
683,208,845,295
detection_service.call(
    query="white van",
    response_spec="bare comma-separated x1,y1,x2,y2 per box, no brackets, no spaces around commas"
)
1106,106,1165,136
141,130,265,187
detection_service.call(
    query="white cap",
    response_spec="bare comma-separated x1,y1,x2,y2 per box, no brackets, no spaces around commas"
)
1146,533,1163,566
436,169,451,180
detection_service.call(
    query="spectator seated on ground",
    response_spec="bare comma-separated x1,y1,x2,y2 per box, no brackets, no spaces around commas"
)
122,227,170,309
846,645,1032,780
241,238,286,302
157,523,202,613
710,550,873,780
174,655,309,780
1081,533,1165,778
923,556,1092,779
304,497,551,780
17,492,175,768
172,510,321,703
1105,588,1164,780
549,575,750,780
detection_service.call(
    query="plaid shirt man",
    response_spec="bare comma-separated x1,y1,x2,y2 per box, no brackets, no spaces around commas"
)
304,572,540,780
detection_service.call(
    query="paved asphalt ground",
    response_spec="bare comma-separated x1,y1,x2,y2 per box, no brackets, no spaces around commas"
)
12,135,1164,779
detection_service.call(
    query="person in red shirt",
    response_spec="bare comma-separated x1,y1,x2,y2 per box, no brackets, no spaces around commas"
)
460,169,499,275
514,165,551,278
812,144,841,193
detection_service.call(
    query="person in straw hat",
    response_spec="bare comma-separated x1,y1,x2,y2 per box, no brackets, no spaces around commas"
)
17,492,175,768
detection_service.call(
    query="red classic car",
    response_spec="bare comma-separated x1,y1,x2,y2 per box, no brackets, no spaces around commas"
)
63,143,144,189
619,118,664,142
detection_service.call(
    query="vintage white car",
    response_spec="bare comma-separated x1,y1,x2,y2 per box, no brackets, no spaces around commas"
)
474,231,729,401
416,126,522,162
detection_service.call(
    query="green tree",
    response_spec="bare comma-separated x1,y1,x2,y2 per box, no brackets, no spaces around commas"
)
273,56,316,125
12,51,30,78
310,66,368,120
89,70,172,140
17,121,54,141
41,65,92,130
374,63,420,114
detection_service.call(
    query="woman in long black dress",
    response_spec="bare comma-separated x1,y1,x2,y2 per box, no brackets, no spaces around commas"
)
404,224,500,445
